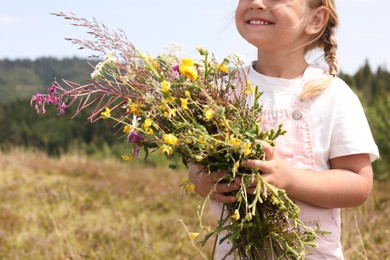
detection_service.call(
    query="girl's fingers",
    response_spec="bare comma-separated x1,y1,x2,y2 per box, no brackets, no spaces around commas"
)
257,140,275,160
204,170,227,183
214,182,240,193
213,193,237,203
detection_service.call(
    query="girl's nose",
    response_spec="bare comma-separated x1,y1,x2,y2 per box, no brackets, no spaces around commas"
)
249,0,267,10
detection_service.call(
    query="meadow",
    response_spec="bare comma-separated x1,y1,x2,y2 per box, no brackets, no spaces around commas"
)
0,149,389,259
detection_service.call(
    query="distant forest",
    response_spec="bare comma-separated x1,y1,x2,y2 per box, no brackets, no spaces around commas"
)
0,57,389,180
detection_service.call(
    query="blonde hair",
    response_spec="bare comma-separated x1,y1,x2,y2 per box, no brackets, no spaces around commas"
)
299,0,339,101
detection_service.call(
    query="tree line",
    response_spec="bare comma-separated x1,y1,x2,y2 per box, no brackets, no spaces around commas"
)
0,58,389,180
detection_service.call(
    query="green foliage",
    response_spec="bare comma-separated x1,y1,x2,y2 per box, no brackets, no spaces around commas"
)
340,61,390,181
0,99,122,158
0,57,93,103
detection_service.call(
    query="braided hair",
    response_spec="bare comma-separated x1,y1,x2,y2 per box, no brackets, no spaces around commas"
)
300,0,339,100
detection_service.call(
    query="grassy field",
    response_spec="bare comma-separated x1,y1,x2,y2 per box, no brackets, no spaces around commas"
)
0,149,389,259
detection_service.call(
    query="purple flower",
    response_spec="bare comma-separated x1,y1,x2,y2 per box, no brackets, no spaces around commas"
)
128,130,144,145
171,63,180,77
128,130,144,157
47,82,59,95
31,93,45,114
57,102,67,115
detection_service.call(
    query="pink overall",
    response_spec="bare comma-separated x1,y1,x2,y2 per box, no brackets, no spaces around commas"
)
259,93,344,259
213,93,344,259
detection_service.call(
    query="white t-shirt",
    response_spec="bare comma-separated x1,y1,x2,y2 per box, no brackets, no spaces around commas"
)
246,64,379,168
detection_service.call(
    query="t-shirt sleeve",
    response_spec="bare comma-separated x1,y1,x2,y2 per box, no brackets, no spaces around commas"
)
329,91,379,162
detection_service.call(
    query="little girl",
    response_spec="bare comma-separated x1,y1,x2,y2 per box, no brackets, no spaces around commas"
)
189,0,379,259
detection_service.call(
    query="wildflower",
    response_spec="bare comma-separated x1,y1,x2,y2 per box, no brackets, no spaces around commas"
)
196,45,208,56
143,118,152,130
163,134,179,146
217,63,229,74
128,130,144,156
101,107,111,119
244,86,255,95
189,232,199,239
230,136,242,147
185,90,191,98
204,108,214,120
244,142,252,156
182,178,196,192
57,102,67,115
128,130,144,144
180,98,189,110
164,108,177,118
161,80,171,93
48,82,59,95
179,58,198,81
171,63,180,76
198,136,206,145
121,155,133,161
232,160,240,175
231,209,240,221
160,144,174,156
123,125,131,134
185,182,195,192
129,103,141,116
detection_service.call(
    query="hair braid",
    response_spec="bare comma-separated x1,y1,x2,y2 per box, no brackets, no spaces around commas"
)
299,0,339,101
322,9,339,76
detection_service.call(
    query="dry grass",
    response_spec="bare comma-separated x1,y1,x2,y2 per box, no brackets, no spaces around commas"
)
0,149,389,259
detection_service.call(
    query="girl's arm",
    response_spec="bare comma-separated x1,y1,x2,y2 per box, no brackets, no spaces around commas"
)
242,141,373,209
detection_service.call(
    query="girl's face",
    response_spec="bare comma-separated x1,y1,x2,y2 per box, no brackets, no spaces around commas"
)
235,0,312,54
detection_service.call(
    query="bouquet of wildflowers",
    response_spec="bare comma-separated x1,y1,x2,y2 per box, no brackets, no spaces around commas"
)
31,12,321,259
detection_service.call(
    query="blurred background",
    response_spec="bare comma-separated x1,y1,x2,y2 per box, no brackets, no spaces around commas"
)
0,1,389,259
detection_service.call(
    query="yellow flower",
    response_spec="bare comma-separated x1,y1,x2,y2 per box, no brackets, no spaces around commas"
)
244,86,255,95
179,58,198,81
185,183,195,192
182,179,196,192
121,155,133,161
244,142,252,156
188,232,199,239
123,125,131,134
129,103,141,115
162,97,175,104
163,134,179,146
232,160,240,175
161,80,171,93
143,118,152,129
231,209,240,221
184,90,191,98
101,107,111,119
160,144,174,155
164,108,177,118
230,136,242,147
204,108,214,120
217,63,229,73
198,136,206,145
143,118,153,135
145,128,153,135
180,98,189,110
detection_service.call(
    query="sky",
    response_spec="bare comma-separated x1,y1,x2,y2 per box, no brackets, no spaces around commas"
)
1,0,389,75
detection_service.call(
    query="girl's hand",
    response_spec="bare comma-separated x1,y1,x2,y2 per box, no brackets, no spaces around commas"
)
188,164,240,203
241,141,295,192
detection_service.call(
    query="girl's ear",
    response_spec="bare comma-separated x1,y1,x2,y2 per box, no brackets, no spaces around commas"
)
305,6,329,35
